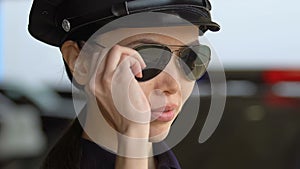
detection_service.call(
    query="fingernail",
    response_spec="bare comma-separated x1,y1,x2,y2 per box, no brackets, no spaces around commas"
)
136,72,143,78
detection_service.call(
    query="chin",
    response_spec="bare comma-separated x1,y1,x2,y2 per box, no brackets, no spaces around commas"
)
149,123,171,143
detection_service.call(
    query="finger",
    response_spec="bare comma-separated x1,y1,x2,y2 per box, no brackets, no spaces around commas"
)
115,56,143,79
92,45,145,96
120,54,143,78
112,58,151,123
105,45,146,73
89,49,110,94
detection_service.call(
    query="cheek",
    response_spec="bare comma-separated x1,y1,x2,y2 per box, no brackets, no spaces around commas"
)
138,78,195,104
138,81,167,108
138,81,154,98
181,81,195,102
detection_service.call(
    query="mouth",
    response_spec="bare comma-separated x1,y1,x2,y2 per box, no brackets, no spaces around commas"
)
151,104,177,122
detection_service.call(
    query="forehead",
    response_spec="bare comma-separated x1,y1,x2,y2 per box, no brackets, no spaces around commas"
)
92,26,199,47
118,33,192,47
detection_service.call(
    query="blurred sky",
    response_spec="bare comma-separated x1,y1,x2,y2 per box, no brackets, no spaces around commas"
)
0,1,3,81
206,0,300,69
0,0,299,88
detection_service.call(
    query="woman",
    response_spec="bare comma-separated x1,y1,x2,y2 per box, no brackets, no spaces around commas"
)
28,0,220,168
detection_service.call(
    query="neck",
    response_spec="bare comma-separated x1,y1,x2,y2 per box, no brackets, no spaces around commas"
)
82,99,118,153
81,99,155,157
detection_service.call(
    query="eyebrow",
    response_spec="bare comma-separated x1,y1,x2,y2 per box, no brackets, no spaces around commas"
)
124,38,200,47
124,39,161,47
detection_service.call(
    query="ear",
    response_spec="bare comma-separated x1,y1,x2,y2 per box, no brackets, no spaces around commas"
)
61,40,89,85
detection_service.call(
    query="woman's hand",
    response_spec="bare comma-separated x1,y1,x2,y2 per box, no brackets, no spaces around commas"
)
87,45,154,168
89,44,151,138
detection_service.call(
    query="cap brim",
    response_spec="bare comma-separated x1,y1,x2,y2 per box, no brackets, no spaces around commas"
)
65,11,220,44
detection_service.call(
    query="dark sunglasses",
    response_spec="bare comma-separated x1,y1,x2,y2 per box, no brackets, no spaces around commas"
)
133,44,211,82
81,41,211,81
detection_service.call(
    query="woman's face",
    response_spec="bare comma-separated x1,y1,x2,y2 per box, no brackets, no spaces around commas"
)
63,27,199,143
118,33,196,141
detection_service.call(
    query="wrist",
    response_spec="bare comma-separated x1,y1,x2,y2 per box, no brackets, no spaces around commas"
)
117,132,152,158
122,123,150,138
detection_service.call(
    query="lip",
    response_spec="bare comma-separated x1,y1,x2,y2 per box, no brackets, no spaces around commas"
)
151,104,177,122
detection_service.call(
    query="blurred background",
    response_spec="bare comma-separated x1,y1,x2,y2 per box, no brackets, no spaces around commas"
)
0,0,299,169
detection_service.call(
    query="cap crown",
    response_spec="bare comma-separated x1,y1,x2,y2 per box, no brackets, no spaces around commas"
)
28,0,220,46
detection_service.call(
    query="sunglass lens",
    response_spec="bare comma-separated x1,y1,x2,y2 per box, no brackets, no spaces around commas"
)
178,45,211,80
134,45,172,82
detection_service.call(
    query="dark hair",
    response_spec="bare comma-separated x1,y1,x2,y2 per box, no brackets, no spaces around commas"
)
63,59,74,82
41,118,83,169
41,41,87,169
62,41,86,88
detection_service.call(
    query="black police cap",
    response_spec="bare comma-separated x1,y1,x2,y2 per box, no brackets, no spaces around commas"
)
28,0,220,47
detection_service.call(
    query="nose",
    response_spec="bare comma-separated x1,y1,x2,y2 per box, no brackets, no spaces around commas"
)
157,72,179,95
155,58,180,95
